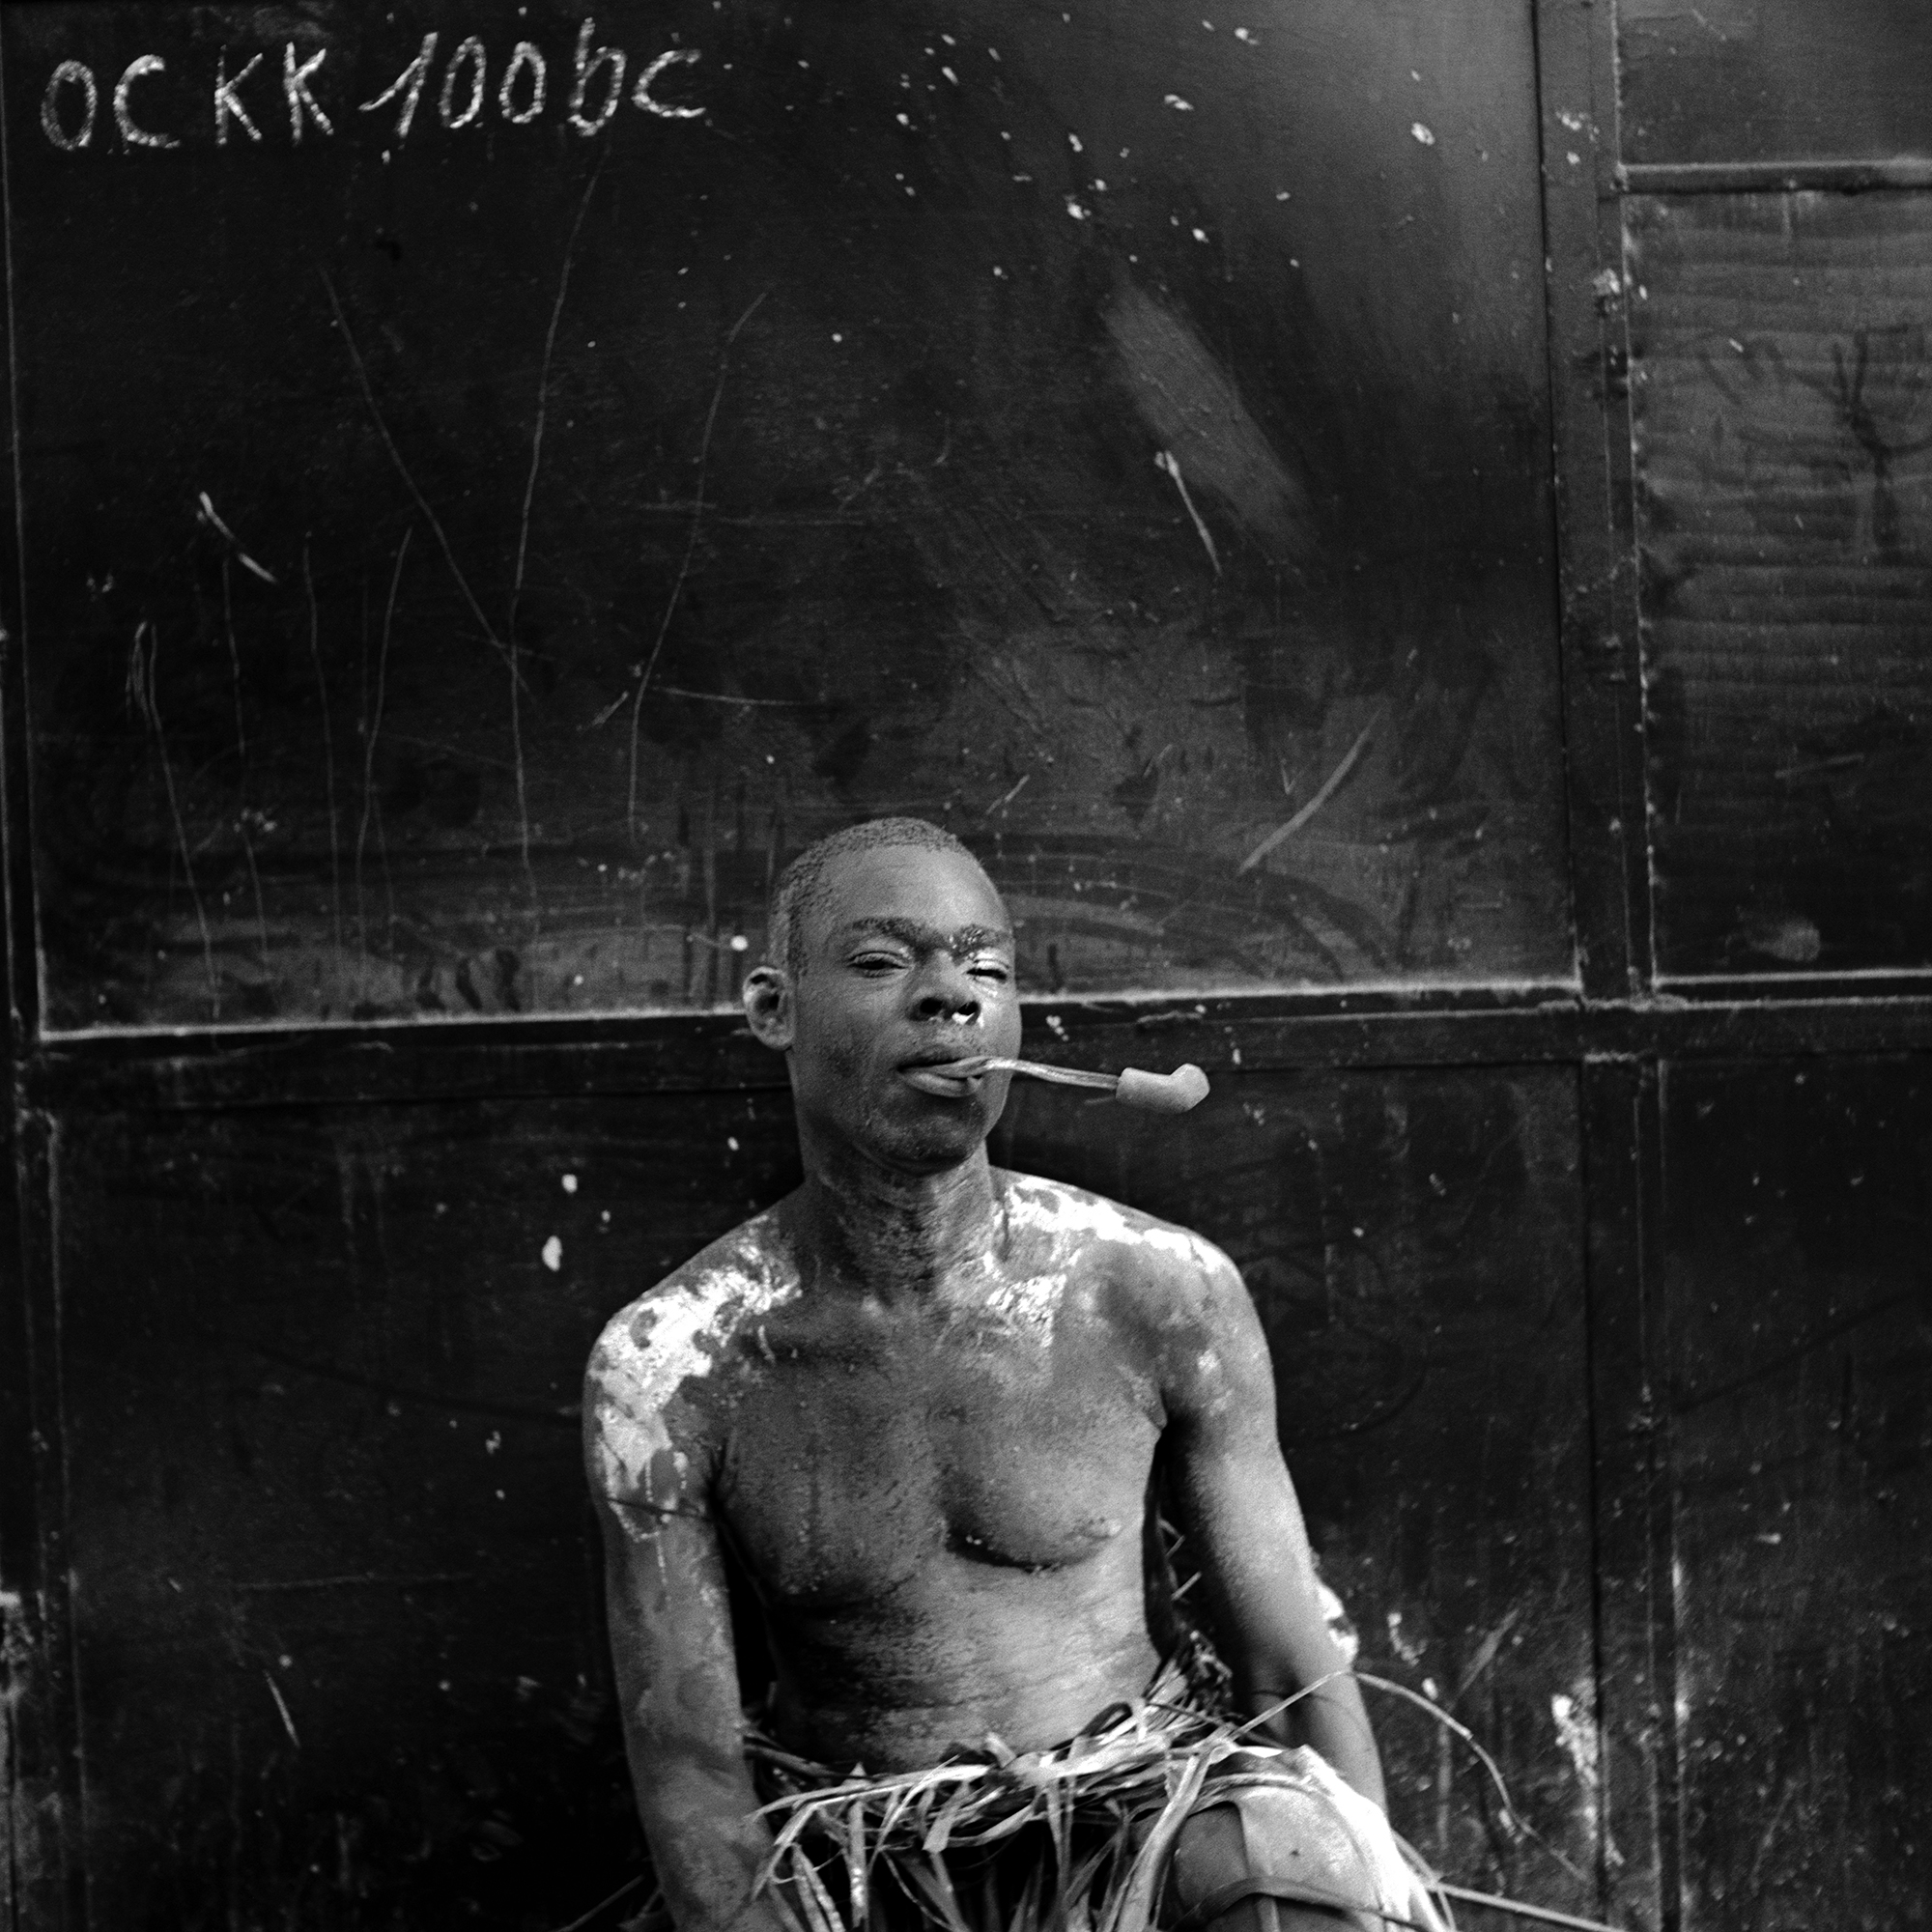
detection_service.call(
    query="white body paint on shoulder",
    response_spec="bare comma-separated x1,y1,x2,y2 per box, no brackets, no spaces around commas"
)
590,1241,799,1499
1001,1173,1207,1265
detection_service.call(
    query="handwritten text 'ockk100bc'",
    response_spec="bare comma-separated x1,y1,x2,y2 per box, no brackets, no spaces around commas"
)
38,18,702,154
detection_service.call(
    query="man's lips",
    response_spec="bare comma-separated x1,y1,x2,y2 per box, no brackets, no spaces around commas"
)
896,1051,994,1097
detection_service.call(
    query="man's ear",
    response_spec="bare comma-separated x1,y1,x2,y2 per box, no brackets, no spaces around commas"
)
742,964,794,1052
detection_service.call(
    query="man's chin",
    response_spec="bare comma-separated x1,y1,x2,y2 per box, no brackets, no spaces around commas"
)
867,1091,1003,1172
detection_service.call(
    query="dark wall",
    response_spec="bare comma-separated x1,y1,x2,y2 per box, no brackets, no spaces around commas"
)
3,2,1930,1931
31,1067,1596,1928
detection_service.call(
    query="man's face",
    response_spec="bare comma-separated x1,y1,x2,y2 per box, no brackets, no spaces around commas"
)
770,843,1023,1173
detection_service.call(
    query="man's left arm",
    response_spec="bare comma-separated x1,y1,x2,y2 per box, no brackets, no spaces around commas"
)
1157,1239,1386,1808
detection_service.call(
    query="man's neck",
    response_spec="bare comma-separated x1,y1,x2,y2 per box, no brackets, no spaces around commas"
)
788,1126,1003,1300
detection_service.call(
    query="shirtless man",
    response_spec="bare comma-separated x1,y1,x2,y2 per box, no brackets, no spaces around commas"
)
584,819,1401,1932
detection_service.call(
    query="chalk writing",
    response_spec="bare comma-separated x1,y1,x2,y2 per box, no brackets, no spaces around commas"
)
568,18,626,135
360,32,437,142
440,36,487,129
214,51,264,146
284,43,333,144
634,48,705,123
36,17,703,153
114,54,176,149
499,41,548,125
40,59,96,151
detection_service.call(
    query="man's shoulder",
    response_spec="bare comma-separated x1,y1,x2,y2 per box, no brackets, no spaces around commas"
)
994,1169,1242,1305
585,1202,801,1407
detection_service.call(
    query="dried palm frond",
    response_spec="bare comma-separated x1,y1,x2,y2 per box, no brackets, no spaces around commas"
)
747,1666,1445,1932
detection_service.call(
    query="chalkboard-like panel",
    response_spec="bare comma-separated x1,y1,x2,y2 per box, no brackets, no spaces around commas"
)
1661,1059,1932,1930
1618,0,1932,167
5,0,1569,1033
50,1067,1593,1922
1629,193,1932,979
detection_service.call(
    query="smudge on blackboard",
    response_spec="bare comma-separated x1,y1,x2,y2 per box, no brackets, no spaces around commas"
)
1106,283,1310,564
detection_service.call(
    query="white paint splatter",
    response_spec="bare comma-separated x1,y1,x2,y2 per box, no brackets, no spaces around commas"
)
980,1269,1065,1335
1386,1608,1422,1664
589,1253,800,1497
1002,1176,1206,1267
542,1236,563,1271
1317,1580,1360,1664
1552,1686,1602,1844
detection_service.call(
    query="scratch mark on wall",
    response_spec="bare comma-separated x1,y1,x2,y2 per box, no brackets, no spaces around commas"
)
263,1668,300,1747
1453,1607,1521,1703
1238,717,1376,872
355,528,410,963
508,154,606,902
985,770,1031,815
318,270,516,677
219,557,270,969
196,490,278,584
302,543,345,959
129,618,219,1014
627,285,770,839
1153,448,1221,574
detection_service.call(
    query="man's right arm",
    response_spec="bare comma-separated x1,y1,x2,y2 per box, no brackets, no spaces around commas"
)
586,1345,788,1932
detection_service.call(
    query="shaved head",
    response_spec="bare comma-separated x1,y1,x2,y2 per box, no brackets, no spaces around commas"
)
765,818,986,975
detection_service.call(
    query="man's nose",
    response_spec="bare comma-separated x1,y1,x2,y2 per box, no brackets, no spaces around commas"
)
909,959,981,1024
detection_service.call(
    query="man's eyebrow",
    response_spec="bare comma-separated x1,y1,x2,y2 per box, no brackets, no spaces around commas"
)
838,918,1014,952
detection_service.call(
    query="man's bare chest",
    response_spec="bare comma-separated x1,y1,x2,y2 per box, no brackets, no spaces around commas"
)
713,1311,1163,1611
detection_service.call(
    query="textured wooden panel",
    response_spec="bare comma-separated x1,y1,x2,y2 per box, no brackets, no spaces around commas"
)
3,0,1569,1034
1661,1058,1932,1931
1619,0,1932,167
1629,193,1932,979
46,1065,1593,1924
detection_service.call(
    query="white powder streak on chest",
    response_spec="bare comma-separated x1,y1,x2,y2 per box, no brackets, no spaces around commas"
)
977,1266,1065,1336
591,1252,800,1504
